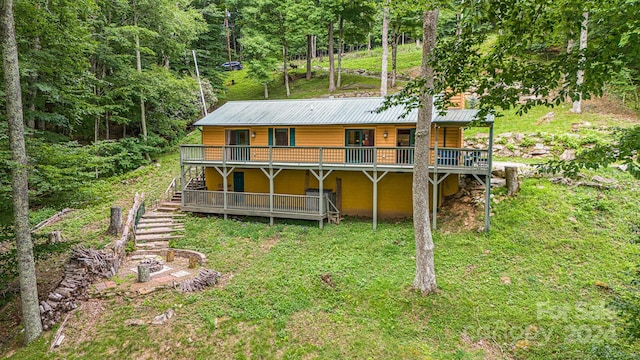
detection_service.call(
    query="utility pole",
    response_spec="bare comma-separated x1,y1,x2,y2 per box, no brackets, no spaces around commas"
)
192,50,207,116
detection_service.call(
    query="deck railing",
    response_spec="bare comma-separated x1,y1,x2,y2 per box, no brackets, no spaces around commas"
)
182,190,329,215
181,145,490,171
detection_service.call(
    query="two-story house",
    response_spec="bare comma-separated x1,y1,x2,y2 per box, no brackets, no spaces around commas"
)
179,97,494,230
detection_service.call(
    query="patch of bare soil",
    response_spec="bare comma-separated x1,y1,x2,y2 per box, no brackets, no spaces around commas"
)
259,236,281,252
461,333,513,360
406,66,422,79
583,97,639,123
57,298,107,353
439,179,486,233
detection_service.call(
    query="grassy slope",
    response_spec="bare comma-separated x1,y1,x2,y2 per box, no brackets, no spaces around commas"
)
4,48,640,358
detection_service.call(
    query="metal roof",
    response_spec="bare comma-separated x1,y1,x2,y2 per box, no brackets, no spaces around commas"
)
194,97,493,127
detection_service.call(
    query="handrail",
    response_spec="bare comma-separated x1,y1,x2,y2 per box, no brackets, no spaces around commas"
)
180,145,490,169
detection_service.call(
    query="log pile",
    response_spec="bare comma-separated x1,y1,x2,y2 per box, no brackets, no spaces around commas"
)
40,246,116,330
179,269,221,293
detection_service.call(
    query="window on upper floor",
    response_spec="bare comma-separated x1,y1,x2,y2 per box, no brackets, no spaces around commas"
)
268,128,296,146
275,128,288,146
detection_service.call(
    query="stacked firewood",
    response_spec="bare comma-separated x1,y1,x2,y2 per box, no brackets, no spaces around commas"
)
179,269,221,293
40,246,116,330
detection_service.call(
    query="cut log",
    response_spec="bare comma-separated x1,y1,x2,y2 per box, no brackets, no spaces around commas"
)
107,206,122,236
138,264,151,283
166,250,175,262
188,256,197,269
48,231,63,244
505,166,520,196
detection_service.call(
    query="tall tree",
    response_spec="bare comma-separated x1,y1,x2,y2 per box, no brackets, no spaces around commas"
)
572,11,588,114
328,21,336,92
413,6,438,294
1,0,43,343
380,1,390,96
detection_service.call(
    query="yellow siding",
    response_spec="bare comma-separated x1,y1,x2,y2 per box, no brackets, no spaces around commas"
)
202,127,225,145
201,124,464,149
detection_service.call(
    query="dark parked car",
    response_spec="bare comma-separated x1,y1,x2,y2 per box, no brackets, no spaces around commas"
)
221,61,243,70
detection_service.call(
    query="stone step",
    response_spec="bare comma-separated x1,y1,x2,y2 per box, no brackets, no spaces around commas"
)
142,213,186,218
159,201,181,208
155,207,183,212
138,218,183,224
135,227,185,236
136,222,183,229
135,234,184,242
136,241,169,249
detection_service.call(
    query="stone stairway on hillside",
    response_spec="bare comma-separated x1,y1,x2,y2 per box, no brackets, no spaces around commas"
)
135,191,185,250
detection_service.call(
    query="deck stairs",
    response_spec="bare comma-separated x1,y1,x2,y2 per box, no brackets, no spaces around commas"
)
135,191,185,250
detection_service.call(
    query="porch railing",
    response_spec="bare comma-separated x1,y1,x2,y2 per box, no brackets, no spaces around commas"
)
181,145,490,170
182,190,330,215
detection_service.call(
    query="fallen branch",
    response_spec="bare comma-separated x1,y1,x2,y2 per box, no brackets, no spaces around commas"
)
32,208,73,233
49,303,82,352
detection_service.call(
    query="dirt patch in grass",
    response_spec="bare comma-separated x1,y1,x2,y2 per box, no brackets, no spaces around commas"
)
259,235,281,253
582,97,639,123
461,333,512,359
57,298,108,353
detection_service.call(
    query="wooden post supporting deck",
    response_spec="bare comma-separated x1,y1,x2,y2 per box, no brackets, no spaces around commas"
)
362,169,389,230
432,126,439,229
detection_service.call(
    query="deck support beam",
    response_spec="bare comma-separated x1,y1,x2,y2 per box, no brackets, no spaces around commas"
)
260,167,282,225
485,123,494,232
213,166,235,220
309,168,333,228
433,126,439,230
362,170,388,230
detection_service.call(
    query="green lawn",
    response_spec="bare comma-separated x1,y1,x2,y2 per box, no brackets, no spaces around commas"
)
3,46,640,358
7,168,639,359
222,69,390,102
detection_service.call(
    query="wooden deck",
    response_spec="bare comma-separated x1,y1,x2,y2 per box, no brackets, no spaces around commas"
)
181,190,332,221
180,145,490,174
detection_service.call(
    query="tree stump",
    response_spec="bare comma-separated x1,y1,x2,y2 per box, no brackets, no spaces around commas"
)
166,250,175,263
48,231,63,244
188,256,197,269
138,264,151,283
107,206,122,236
505,166,520,196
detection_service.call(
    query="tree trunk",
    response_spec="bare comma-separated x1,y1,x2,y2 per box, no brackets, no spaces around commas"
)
337,16,344,89
282,43,290,97
105,112,110,140
413,7,439,295
107,206,122,236
380,3,390,96
312,35,316,59
391,25,398,88
328,22,335,92
137,264,151,282
263,82,269,99
306,34,312,80
0,0,43,343
572,11,588,114
47,231,63,244
133,5,150,161
505,166,520,196
367,32,371,51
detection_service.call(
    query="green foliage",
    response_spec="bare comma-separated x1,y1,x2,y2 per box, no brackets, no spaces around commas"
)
610,265,640,343
540,126,640,179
